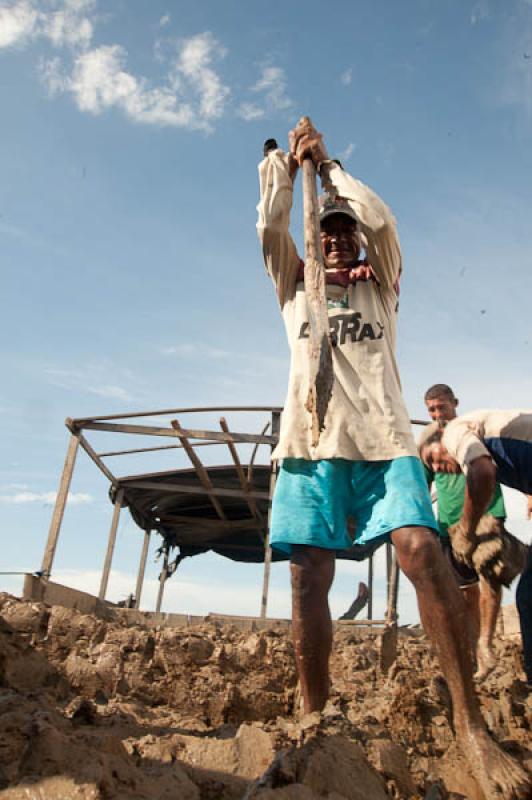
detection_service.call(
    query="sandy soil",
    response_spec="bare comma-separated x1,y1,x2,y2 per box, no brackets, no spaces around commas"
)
0,593,530,799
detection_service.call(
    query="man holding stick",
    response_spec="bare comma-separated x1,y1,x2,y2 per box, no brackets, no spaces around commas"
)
256,121,529,799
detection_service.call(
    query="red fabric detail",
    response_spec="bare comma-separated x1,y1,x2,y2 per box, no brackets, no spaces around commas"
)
296,258,379,288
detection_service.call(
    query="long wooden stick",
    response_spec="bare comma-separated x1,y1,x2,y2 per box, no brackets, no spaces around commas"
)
298,117,334,446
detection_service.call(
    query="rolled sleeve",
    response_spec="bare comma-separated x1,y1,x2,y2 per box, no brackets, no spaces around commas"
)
443,422,491,474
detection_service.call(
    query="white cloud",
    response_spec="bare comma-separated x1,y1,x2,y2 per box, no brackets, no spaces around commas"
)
171,31,229,121
162,342,230,359
0,0,95,50
237,101,264,121
45,363,137,402
470,0,491,25
1,3,229,131
0,0,39,48
239,64,292,121
86,383,133,401
253,65,291,110
339,142,355,162
40,0,95,49
0,490,93,505
340,67,352,86
41,32,230,130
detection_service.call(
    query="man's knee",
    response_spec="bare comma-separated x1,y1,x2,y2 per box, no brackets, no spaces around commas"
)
392,527,443,584
290,546,335,597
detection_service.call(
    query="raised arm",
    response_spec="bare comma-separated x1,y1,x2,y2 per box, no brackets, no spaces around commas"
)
256,148,300,308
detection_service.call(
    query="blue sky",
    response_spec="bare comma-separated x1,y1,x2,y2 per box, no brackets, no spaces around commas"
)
1,0,532,623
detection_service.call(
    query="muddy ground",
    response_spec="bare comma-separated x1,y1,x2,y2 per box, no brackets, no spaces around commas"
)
0,593,530,799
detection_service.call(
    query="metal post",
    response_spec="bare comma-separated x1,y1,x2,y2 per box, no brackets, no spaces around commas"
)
134,528,151,609
41,432,80,577
367,554,374,620
155,551,169,614
260,410,281,618
98,488,124,600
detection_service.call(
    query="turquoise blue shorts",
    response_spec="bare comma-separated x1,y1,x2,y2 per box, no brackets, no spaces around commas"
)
270,456,438,555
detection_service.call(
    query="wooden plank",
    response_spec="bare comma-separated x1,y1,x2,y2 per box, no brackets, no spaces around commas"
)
98,488,124,600
97,441,221,458
171,420,227,522
157,515,258,530
155,550,169,613
41,432,80,576
247,421,271,484
219,417,265,536
75,430,119,486
134,529,150,609
123,479,270,502
73,405,283,425
174,425,278,447
81,420,278,445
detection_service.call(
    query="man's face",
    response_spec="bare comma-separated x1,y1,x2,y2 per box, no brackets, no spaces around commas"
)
425,395,458,426
423,442,461,474
320,214,359,270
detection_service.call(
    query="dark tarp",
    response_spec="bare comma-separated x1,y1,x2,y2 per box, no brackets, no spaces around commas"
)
112,464,383,564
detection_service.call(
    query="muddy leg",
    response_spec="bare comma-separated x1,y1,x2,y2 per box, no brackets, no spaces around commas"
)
392,526,530,800
290,545,335,714
476,577,501,680
460,583,481,668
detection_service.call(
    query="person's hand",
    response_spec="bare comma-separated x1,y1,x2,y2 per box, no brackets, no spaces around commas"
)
349,264,374,282
527,495,532,520
448,520,476,567
289,117,329,168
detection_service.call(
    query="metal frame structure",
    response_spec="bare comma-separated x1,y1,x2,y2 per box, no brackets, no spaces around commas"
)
41,405,428,620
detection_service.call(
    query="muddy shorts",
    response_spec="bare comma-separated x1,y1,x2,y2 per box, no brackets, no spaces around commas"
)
269,455,438,555
440,537,479,588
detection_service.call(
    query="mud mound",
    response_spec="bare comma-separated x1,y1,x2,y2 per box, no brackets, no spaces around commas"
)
0,593,530,799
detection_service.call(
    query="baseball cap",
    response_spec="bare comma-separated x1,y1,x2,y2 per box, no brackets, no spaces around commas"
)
319,194,358,225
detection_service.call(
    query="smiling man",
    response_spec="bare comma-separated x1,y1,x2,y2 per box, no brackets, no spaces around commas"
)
256,126,530,799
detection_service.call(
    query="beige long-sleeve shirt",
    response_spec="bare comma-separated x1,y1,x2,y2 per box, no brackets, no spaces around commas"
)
257,149,417,462
443,409,532,475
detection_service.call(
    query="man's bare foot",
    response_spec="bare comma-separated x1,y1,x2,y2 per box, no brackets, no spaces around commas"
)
474,643,497,680
458,724,531,799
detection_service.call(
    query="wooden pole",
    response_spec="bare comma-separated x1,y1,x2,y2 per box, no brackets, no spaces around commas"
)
298,116,334,446
134,528,151,609
155,551,169,614
41,432,80,577
171,420,228,522
380,549,400,674
386,551,400,624
260,410,281,618
386,541,392,598
98,488,124,600
367,554,374,620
